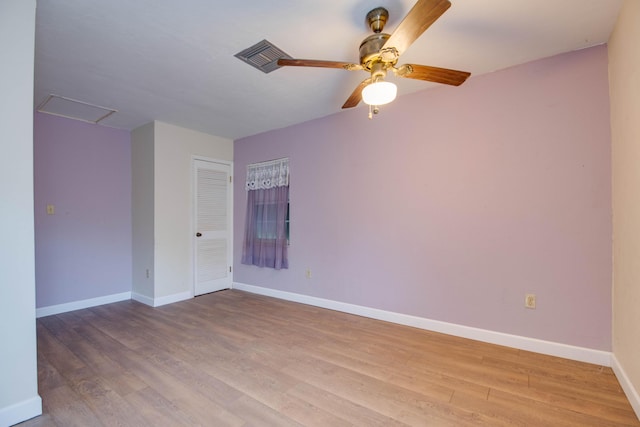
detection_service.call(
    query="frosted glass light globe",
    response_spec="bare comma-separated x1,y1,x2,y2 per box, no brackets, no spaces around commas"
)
362,81,397,106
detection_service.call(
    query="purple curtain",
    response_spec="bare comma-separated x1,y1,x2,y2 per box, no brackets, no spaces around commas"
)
241,185,289,269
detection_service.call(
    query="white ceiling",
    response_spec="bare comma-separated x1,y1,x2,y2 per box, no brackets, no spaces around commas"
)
34,0,623,140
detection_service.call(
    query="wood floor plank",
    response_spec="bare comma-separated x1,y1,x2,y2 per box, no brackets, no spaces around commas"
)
75,325,246,425
13,413,57,427
122,386,205,427
35,323,86,375
41,385,103,427
286,382,410,427
65,375,152,427
405,349,531,395
226,395,302,426
488,387,633,427
527,373,639,420
36,351,66,394
275,390,356,427
18,290,640,426
281,353,488,426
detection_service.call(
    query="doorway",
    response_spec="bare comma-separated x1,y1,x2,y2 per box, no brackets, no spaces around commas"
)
193,159,232,296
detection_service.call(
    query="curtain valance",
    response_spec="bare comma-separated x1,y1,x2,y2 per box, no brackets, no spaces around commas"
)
245,158,289,190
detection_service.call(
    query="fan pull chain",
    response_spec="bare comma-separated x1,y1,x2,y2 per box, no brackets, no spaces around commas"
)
368,104,380,119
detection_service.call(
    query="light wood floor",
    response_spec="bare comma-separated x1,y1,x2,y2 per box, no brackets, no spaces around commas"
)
18,289,639,426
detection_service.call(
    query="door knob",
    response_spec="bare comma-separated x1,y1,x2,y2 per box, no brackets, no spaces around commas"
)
196,232,202,237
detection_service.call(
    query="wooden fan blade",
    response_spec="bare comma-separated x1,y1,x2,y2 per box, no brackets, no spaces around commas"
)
382,0,451,57
277,58,362,71
342,78,372,109
395,64,470,86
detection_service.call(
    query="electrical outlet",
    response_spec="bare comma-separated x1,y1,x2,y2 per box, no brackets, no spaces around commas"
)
46,204,55,215
305,268,312,279
525,294,536,309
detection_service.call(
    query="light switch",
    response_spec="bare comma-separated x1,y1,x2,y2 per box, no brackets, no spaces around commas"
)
46,204,55,215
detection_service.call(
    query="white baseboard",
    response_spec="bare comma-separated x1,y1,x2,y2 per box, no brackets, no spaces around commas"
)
36,289,192,316
153,290,192,307
232,282,612,367
132,290,192,307
36,292,132,318
131,292,154,306
0,395,42,427
611,354,640,420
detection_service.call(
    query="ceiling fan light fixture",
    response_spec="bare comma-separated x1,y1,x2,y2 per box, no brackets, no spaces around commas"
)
362,81,397,106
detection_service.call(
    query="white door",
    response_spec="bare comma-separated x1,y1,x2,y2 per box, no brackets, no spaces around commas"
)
193,159,232,296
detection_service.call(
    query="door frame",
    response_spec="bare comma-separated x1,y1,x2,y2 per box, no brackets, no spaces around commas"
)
191,156,233,296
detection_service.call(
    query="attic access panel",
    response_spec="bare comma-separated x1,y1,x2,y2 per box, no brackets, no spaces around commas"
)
36,94,117,124
235,39,291,73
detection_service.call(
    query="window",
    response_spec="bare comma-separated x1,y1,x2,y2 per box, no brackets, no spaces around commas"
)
241,158,289,269
254,198,290,242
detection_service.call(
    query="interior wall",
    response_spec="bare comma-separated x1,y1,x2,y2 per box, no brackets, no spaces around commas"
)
0,0,41,424
609,0,640,408
131,122,155,300
137,121,233,302
34,112,132,308
234,45,612,351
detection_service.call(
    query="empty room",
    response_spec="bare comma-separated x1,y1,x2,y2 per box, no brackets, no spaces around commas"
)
2,0,640,425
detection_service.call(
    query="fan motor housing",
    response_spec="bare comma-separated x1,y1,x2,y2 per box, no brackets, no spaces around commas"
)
359,33,391,70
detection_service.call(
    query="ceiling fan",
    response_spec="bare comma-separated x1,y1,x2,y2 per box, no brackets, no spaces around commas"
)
277,0,470,114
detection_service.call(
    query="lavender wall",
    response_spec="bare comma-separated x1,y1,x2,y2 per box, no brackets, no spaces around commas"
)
34,112,132,308
234,45,612,351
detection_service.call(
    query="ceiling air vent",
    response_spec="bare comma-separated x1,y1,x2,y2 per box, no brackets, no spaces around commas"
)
235,39,291,74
